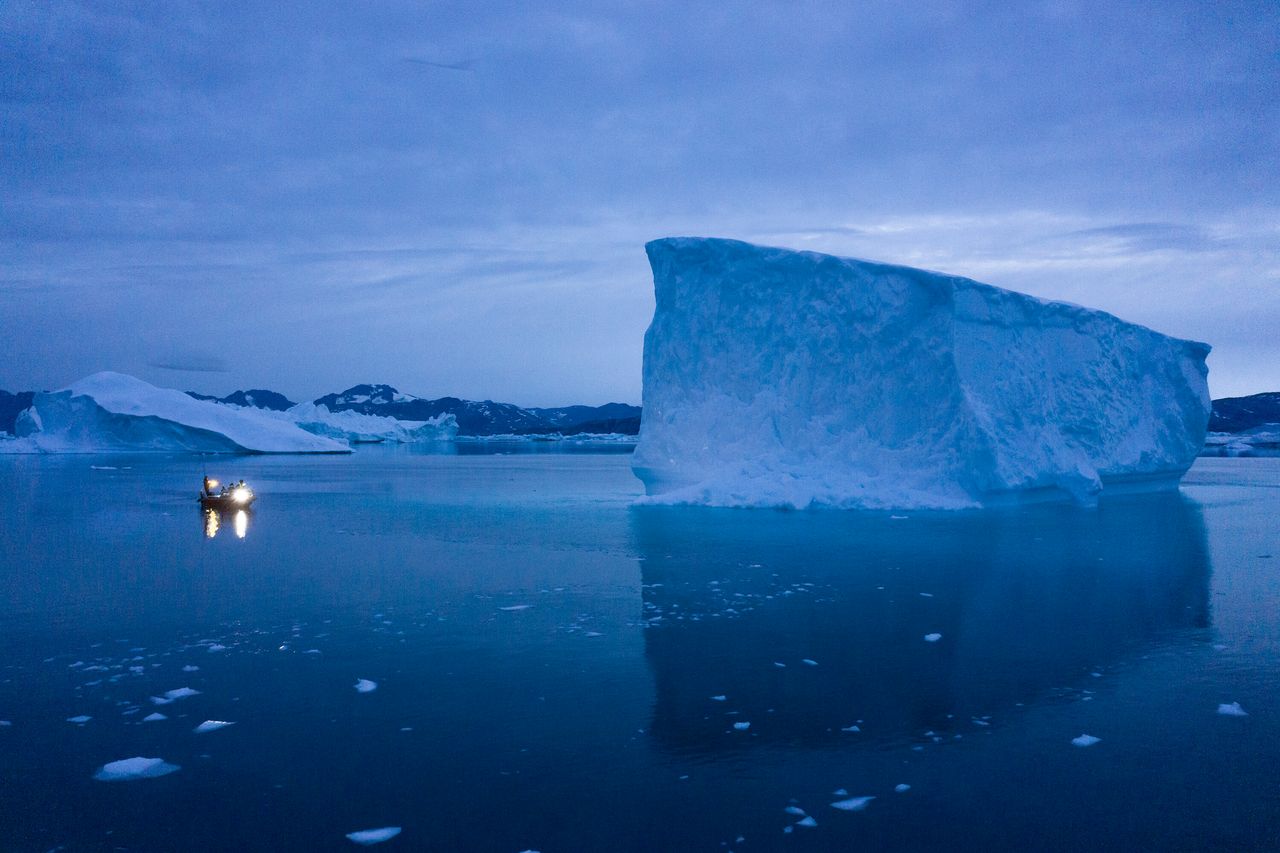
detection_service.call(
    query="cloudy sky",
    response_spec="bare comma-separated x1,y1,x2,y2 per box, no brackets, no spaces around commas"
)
2,0,1277,405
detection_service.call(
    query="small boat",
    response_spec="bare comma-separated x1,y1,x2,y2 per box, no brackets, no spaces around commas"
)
199,477,256,510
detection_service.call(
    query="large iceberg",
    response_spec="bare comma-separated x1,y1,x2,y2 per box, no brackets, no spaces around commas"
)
9,372,350,454
632,238,1211,509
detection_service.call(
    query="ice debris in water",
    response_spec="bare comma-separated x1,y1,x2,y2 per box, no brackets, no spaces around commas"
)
831,796,875,812
182,665,200,672
499,605,532,611
841,725,861,732
895,784,912,793
710,695,727,702
143,713,167,722
93,757,181,781
1217,702,1248,717
924,633,942,643
795,817,818,828
194,720,235,733
784,806,806,816
151,687,200,704
66,715,92,724
733,722,751,731
1072,734,1101,747
802,659,818,666
345,826,402,845
207,644,227,652
355,679,378,694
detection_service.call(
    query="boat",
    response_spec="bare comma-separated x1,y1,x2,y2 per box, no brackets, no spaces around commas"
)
199,477,256,510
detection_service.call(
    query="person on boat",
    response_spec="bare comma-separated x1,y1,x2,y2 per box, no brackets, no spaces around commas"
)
203,476,215,497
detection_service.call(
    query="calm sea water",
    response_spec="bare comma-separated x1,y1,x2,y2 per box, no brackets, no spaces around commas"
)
1,449,1278,852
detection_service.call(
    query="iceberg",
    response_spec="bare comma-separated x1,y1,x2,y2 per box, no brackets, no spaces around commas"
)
633,238,1210,509
270,401,457,444
8,372,350,454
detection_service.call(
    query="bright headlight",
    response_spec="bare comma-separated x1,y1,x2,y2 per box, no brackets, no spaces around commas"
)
233,487,250,503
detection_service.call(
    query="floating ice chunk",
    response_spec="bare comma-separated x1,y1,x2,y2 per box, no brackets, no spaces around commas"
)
1071,734,1101,747
773,662,786,668
151,687,200,704
795,817,817,828
194,720,235,733
895,784,911,793
345,827,402,845
733,722,751,731
1217,702,1248,717
304,649,322,654
924,633,942,643
710,695,727,702
499,605,532,612
831,796,875,811
801,659,818,666
784,806,806,816
143,713,167,722
93,757,181,781
207,644,227,653
67,715,92,724
841,725,860,732
919,593,934,598
182,665,200,672
0,720,10,726
832,788,848,796
355,679,378,694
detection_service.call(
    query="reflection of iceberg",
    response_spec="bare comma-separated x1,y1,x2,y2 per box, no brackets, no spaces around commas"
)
632,494,1210,753
10,373,349,454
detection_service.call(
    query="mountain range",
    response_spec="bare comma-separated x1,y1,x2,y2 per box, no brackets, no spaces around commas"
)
7,384,1278,439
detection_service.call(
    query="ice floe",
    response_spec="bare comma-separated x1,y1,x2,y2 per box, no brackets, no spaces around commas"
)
93,757,181,781
831,796,875,811
151,687,200,704
143,713,167,722
733,721,751,731
66,715,91,724
795,816,818,828
1217,702,1248,716
924,633,942,642
895,784,911,793
499,605,533,612
1071,734,1101,747
194,720,235,733
345,826,402,845
355,679,378,694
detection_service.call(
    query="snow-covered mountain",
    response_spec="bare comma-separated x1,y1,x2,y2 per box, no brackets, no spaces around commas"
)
185,389,296,411
1208,392,1280,433
313,384,637,436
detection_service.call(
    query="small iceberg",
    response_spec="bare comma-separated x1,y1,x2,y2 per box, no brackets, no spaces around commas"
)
346,826,402,845
66,715,92,724
894,784,912,793
499,605,533,612
733,721,751,731
143,712,167,722
151,687,200,705
795,816,818,828
831,796,875,812
1217,702,1248,717
194,720,235,733
1071,734,1101,747
923,633,942,643
93,757,181,781
355,679,378,694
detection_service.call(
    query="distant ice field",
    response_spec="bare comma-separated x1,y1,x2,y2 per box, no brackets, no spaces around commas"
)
0,448,1276,851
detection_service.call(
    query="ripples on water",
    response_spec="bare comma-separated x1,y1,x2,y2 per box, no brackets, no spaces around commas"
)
0,451,1276,851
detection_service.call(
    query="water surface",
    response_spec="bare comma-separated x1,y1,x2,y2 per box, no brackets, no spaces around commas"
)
1,451,1277,851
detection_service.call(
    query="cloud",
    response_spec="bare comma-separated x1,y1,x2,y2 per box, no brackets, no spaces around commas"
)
148,354,229,374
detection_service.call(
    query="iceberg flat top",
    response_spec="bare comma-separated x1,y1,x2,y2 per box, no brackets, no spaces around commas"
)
633,237,1210,509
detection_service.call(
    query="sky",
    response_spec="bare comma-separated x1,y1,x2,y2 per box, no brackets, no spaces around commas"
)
1,0,1277,406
